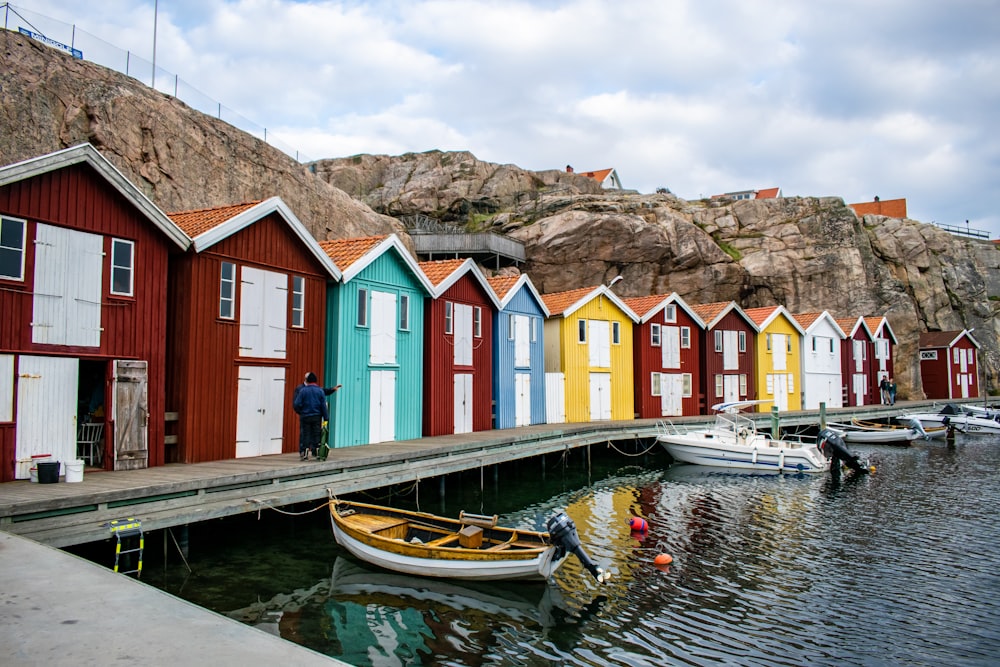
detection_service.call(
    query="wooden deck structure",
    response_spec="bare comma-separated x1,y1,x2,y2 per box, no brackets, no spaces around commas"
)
0,400,965,548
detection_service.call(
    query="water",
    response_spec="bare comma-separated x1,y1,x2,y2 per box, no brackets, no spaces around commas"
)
135,436,1000,666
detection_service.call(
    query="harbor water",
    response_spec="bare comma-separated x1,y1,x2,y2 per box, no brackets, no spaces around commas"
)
132,434,1000,666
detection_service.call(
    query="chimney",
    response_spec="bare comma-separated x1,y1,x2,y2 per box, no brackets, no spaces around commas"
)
566,165,573,173
874,195,880,202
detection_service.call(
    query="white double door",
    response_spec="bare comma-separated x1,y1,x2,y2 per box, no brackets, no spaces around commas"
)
236,366,285,458
369,370,396,444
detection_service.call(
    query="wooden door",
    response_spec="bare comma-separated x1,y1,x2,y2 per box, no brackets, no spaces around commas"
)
723,374,740,403
514,372,531,427
545,372,565,424
235,366,285,458
589,372,611,420
662,326,681,369
15,356,77,478
454,373,473,434
661,373,683,416
113,360,148,470
32,224,103,347
369,370,396,444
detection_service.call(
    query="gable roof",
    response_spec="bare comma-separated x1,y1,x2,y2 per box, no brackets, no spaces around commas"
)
919,330,981,350
744,305,806,336
864,316,898,344
792,311,845,338
168,197,340,279
577,168,622,189
417,258,501,307
689,301,757,331
623,292,705,328
835,316,872,339
0,143,189,250
318,234,433,293
541,285,638,322
487,274,550,316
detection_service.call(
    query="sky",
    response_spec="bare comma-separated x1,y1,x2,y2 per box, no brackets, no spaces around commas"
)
15,0,1000,239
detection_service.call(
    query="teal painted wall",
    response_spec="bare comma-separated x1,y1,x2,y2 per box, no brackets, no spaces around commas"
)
325,250,427,447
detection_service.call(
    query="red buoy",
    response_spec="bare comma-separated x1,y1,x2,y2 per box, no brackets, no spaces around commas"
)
654,553,673,566
627,517,648,532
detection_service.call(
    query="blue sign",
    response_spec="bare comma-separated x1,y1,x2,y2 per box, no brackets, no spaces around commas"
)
19,27,83,59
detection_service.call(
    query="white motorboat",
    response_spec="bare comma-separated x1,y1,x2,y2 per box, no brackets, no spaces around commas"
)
826,419,935,445
656,401,830,473
899,403,1000,436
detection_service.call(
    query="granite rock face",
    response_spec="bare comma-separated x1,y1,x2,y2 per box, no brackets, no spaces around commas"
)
0,30,397,240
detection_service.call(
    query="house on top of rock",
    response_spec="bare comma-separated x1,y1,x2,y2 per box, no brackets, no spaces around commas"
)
711,187,781,201
565,165,623,190
848,196,907,219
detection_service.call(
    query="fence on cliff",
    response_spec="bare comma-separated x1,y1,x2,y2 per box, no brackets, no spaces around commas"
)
1,3,310,163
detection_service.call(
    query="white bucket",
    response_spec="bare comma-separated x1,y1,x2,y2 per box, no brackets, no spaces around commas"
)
15,459,32,480
65,459,84,483
29,467,38,483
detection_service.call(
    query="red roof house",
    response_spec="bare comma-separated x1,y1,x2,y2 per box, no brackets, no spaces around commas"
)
835,316,875,406
688,301,758,413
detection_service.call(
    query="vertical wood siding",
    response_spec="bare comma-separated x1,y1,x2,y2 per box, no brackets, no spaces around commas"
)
492,286,547,429
699,312,756,413
422,274,494,436
326,250,426,447
0,165,175,478
840,329,874,407
633,308,702,418
166,213,328,463
753,316,803,412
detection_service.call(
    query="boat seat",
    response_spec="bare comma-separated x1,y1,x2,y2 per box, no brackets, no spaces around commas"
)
423,533,461,547
486,532,518,551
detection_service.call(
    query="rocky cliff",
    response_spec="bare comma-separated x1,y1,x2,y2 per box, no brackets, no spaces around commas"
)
314,152,1000,397
2,29,997,397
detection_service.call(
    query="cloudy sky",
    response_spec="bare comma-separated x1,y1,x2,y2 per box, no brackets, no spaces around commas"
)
17,0,1000,238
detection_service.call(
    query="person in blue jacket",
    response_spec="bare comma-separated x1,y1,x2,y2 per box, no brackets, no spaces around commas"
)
293,372,329,461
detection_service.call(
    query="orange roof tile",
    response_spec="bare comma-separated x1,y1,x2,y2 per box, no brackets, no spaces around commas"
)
792,312,822,329
689,301,730,324
168,201,262,237
835,317,861,335
317,235,387,272
487,275,520,301
417,258,468,287
755,187,780,199
743,306,780,327
848,198,907,219
580,168,613,183
623,294,672,318
541,286,599,316
864,316,885,335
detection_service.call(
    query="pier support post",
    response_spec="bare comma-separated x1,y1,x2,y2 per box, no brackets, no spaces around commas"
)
771,406,780,439
819,402,827,429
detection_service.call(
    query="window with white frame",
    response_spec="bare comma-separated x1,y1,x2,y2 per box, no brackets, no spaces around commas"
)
357,288,369,327
473,306,482,337
110,238,134,296
682,373,692,397
651,323,661,347
787,336,792,352
738,330,746,352
664,304,676,323
612,321,621,344
531,317,537,342
0,216,26,281
953,348,960,363
578,318,587,343
714,330,723,352
681,326,690,348
219,261,236,319
508,314,516,340
651,372,662,396
444,301,453,334
740,374,748,396
400,294,410,331
715,374,723,398
766,333,772,352
291,276,305,328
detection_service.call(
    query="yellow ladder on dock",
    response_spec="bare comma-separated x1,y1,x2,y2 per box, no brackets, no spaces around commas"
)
107,518,143,578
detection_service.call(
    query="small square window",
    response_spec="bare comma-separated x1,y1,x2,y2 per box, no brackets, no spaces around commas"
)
664,304,677,323
680,326,691,349
110,238,134,296
0,216,26,281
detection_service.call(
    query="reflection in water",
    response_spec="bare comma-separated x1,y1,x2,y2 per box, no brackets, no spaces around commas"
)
150,437,1000,666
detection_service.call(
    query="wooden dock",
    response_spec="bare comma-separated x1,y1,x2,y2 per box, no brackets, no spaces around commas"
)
0,400,957,547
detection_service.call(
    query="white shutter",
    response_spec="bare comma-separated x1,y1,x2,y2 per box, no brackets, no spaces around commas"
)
0,354,13,422
853,340,864,372
32,224,103,347
662,326,681,369
262,271,288,359
545,372,565,424
370,290,398,365
589,320,611,367
514,315,530,367
772,334,787,371
723,330,738,370
454,304,473,366
239,266,265,356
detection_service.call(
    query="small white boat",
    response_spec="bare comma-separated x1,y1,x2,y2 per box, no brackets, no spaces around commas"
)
329,497,608,583
900,404,1000,436
827,420,928,445
656,401,830,473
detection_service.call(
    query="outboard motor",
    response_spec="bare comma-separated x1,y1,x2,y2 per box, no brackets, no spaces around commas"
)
907,418,930,440
817,428,868,474
547,512,610,583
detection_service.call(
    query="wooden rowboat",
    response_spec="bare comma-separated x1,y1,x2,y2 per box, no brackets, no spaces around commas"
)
329,498,608,583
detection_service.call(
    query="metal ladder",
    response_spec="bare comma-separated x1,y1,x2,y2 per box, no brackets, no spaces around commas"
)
107,518,143,578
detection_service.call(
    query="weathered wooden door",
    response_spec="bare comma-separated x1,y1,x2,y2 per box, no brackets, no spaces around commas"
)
369,370,396,444
15,356,77,478
589,372,612,420
661,373,683,416
235,366,285,458
454,373,473,434
514,372,531,427
545,372,565,424
113,360,148,470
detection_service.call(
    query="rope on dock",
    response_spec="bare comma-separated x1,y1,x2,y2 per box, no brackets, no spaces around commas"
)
605,437,660,457
246,498,330,517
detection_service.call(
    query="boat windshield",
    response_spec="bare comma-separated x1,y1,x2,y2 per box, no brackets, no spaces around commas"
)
713,410,756,435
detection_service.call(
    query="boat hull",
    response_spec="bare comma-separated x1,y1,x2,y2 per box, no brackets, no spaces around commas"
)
902,412,1000,435
658,435,829,473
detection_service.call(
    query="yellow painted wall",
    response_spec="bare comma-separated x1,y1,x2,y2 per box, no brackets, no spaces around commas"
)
754,313,803,412
548,294,635,423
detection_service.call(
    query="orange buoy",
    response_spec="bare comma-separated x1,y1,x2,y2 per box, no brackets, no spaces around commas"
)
654,553,673,566
628,517,648,532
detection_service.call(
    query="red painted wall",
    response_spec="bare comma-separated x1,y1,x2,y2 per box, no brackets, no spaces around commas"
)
633,309,702,418
840,330,874,406
0,164,176,479
166,212,329,463
699,311,756,413
920,340,978,400
422,274,494,436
